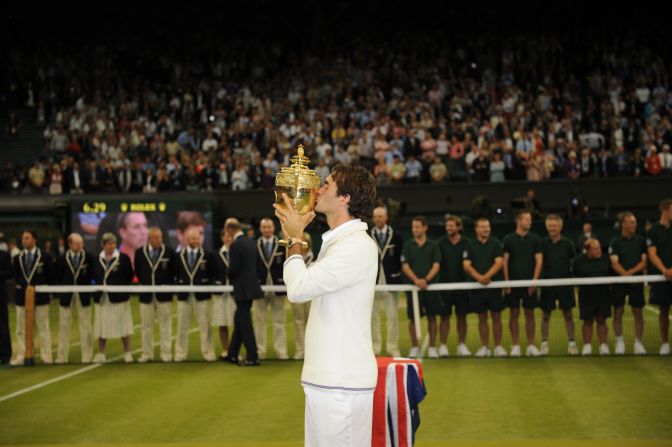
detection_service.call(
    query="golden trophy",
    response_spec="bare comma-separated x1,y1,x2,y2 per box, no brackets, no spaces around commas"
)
275,144,321,247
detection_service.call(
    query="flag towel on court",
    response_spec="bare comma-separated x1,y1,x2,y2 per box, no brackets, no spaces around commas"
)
372,357,427,447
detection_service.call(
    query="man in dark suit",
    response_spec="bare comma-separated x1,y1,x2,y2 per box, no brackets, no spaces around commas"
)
225,218,262,366
254,217,288,359
596,148,615,178
12,229,55,365
0,244,12,364
134,227,176,363
64,161,84,194
370,206,403,357
55,233,95,363
83,160,102,193
174,229,216,362
579,147,596,178
115,161,133,193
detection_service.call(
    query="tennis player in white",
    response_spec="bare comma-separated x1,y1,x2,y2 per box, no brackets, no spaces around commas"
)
274,164,378,447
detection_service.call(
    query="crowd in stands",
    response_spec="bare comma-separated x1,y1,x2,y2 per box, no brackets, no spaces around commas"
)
3,18,672,195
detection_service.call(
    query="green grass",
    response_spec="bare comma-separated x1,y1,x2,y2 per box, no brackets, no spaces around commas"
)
1,358,671,446
1,293,671,446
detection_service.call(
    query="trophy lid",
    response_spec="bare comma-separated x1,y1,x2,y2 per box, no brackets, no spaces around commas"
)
275,145,321,189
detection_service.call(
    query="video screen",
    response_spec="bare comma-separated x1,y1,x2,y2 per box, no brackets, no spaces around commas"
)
71,200,214,270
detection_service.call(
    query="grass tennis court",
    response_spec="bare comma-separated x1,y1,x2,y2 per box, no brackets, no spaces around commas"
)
1,297,671,446
1,357,671,446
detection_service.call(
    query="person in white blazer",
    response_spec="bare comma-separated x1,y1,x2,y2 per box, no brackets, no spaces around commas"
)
274,164,378,447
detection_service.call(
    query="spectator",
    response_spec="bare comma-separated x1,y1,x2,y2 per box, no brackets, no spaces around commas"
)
579,147,596,178
596,148,614,177
657,145,672,175
116,161,133,193
202,130,218,152
465,144,480,178
489,151,505,182
215,163,230,190
515,130,534,160
436,132,450,158
65,162,84,194
495,144,511,178
184,167,201,192
249,156,264,189
156,166,171,192
612,146,631,177
28,162,46,193
50,126,69,156
388,155,406,183
334,145,351,164
259,167,274,189
142,168,157,193
469,149,488,182
429,157,448,183
404,154,422,183
130,161,145,193
85,161,102,192
646,146,662,176
631,148,647,177
263,152,280,175
420,134,437,162
566,151,580,179
48,164,63,195
447,136,461,158
231,162,250,191
314,158,330,184
101,163,117,193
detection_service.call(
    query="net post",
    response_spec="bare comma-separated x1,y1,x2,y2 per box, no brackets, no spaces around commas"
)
412,288,421,341
24,285,36,366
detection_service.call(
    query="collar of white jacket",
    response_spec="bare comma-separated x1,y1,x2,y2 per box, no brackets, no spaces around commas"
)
321,218,364,246
99,249,120,260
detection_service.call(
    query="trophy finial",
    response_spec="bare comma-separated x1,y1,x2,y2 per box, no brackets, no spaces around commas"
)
290,144,310,169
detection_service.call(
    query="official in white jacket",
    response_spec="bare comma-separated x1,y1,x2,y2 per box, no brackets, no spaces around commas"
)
274,164,378,447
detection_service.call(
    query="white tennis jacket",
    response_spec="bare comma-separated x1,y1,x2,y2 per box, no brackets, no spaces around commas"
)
284,218,378,391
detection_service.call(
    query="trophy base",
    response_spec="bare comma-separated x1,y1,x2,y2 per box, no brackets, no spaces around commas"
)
278,239,308,249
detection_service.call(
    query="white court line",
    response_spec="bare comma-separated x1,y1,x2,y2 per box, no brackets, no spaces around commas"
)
0,316,201,404
0,363,101,402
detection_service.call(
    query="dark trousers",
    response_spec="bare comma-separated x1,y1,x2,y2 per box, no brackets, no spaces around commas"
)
0,291,12,361
229,299,258,362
